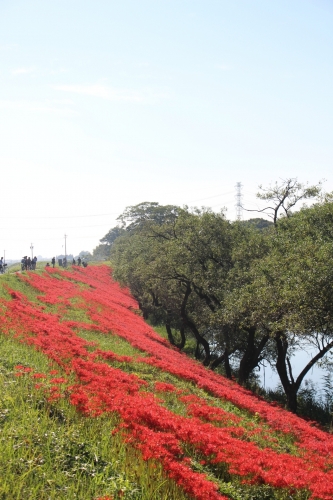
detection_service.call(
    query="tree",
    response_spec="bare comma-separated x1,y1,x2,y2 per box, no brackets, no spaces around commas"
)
112,206,221,365
240,218,273,231
244,178,322,225
77,250,93,261
220,221,274,382
94,225,127,262
112,203,273,378
117,202,180,231
238,197,333,412
110,191,333,413
92,243,111,261
100,226,126,246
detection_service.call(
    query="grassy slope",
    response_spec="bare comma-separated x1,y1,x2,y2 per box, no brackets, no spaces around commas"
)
0,269,187,500
0,265,329,500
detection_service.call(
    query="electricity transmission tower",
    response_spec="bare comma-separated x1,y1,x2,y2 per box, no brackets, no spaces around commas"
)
235,182,243,220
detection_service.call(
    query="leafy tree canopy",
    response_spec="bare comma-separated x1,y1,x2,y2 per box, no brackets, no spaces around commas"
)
117,202,180,231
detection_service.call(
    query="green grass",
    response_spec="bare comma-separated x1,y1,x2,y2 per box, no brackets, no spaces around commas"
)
0,266,313,499
0,334,190,500
0,272,42,302
75,328,300,457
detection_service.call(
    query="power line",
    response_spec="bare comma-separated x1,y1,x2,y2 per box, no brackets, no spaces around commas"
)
0,212,119,220
0,190,251,221
186,190,234,204
0,200,249,231
2,234,107,242
0,193,235,220
0,223,113,230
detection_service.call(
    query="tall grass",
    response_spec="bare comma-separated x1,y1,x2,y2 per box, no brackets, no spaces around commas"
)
0,334,190,499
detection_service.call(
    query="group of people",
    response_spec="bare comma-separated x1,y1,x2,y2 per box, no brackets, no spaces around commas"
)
1,255,89,273
72,257,88,267
0,257,7,274
45,256,88,268
21,255,38,271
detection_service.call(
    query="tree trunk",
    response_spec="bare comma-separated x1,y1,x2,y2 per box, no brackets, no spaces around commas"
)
166,297,187,351
224,348,232,379
138,301,149,320
238,327,269,384
195,341,201,360
275,332,298,413
275,332,333,414
180,283,211,366
178,326,186,349
210,348,232,379
165,321,186,349
186,318,211,365
284,386,298,415
165,321,176,346
210,354,225,371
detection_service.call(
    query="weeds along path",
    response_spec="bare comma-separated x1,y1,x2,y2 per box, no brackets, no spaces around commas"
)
1,265,333,500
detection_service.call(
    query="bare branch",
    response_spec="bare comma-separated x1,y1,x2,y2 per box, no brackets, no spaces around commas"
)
243,178,322,225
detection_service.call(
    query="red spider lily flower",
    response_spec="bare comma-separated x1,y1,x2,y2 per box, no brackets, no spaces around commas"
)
2,265,333,500
50,377,68,384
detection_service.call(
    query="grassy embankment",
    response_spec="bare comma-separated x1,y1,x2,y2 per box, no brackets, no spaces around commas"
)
0,267,184,500
0,265,331,500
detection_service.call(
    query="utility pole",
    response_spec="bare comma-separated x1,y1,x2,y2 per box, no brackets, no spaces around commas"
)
64,234,67,267
30,243,34,260
235,182,243,221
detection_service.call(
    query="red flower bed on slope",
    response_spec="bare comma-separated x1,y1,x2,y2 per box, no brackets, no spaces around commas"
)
50,268,333,456
1,265,333,499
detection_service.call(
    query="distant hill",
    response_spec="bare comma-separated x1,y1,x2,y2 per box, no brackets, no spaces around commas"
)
241,217,273,230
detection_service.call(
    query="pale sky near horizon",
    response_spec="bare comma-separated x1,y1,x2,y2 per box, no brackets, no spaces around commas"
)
1,0,333,259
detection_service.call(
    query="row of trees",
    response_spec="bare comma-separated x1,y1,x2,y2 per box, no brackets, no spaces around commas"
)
100,179,333,414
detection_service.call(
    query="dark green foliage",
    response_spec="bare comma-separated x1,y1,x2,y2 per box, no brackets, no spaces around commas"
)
240,218,273,231
100,225,126,245
109,187,333,416
117,201,180,231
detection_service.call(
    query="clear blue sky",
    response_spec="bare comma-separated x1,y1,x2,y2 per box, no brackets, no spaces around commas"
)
1,0,332,259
